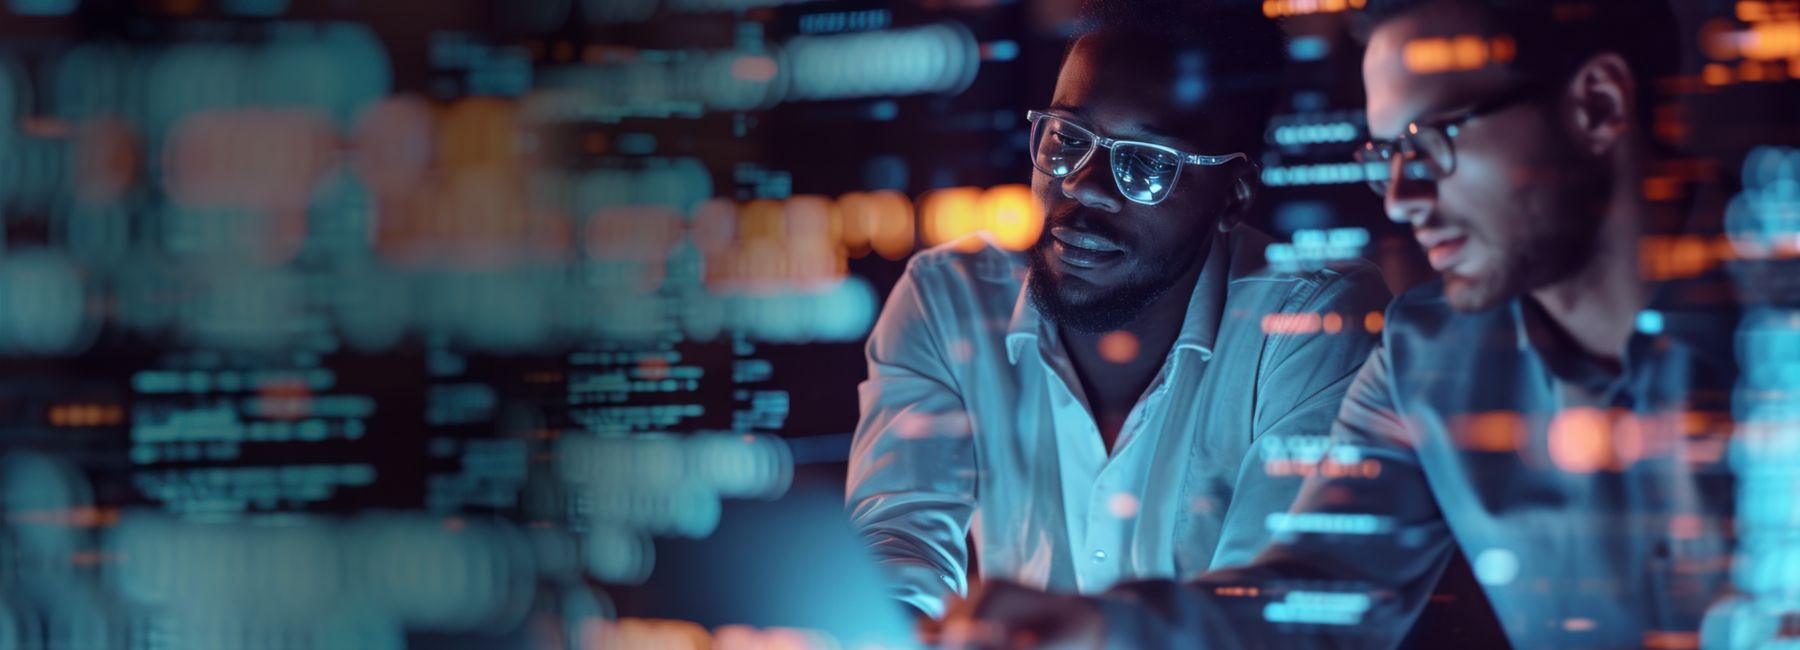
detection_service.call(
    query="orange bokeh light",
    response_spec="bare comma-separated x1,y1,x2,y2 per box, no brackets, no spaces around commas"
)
1098,331,1140,364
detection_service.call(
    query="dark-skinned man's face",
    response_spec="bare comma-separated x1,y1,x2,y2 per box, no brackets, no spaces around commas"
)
1027,33,1243,334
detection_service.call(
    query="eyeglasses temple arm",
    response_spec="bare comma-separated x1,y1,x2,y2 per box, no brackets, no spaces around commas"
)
1183,152,1250,166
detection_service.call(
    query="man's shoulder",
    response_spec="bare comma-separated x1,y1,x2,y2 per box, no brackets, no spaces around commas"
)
1387,278,1452,318
1380,279,1524,369
1383,278,1510,333
1223,226,1391,309
903,234,1029,292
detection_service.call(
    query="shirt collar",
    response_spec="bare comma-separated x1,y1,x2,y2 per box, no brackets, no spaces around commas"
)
1512,296,1625,395
1005,229,1231,365
1003,285,1038,365
1509,286,1743,400
1510,299,1533,353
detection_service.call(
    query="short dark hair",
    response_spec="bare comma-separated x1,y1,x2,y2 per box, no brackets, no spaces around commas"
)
1069,0,1290,157
1360,0,1680,145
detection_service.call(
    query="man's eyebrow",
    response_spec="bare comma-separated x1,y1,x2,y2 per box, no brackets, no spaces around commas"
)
1372,102,1463,141
1042,103,1205,150
1134,120,1192,145
1375,81,1510,139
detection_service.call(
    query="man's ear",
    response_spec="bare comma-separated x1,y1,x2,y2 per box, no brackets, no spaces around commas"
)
1217,166,1256,233
1564,52,1636,157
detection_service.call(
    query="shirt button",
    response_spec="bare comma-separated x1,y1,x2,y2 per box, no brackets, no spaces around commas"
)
1092,549,1107,562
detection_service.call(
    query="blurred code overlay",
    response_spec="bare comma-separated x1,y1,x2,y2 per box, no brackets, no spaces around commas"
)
0,0,1793,649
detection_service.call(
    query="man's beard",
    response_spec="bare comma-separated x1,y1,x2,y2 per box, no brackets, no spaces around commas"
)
1024,229,1201,335
1444,158,1610,313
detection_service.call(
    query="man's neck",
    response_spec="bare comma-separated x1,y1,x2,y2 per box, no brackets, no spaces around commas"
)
1059,247,1208,450
1528,172,1649,366
1062,250,1206,376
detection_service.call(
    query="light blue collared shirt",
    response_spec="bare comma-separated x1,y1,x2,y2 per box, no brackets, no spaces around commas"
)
845,226,1390,618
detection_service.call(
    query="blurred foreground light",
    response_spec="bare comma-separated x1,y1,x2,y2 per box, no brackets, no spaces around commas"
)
182,266,306,351
304,169,378,263
535,51,785,119
219,0,287,15
1,452,95,566
978,184,1042,251
1288,35,1330,61
560,434,690,493
699,52,785,111
163,108,336,217
327,263,412,352
34,581,119,649
710,277,876,343
559,582,616,645
0,51,19,116
1736,541,1800,597
351,96,435,199
315,24,393,124
1263,590,1372,626
72,118,138,204
150,611,404,650
146,44,251,136
109,513,340,617
1472,547,1520,586
1265,227,1369,272
686,432,793,499
581,484,721,538
0,250,96,356
583,0,656,23
1725,146,1800,258
8,134,73,213
921,185,1044,252
51,43,129,123
420,269,559,352
439,97,522,174
1262,0,1366,17
843,190,916,260
783,23,979,101
562,432,792,500
584,524,656,584
574,160,712,217
9,0,77,14
351,515,536,632
666,0,822,12
587,206,683,292
804,275,878,342
914,186,973,249
1709,306,1800,649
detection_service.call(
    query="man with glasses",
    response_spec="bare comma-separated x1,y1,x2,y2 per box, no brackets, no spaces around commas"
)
940,0,1739,648
846,0,1392,629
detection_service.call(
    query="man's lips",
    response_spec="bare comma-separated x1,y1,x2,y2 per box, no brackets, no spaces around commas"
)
1050,227,1123,253
1049,227,1125,269
1417,231,1468,272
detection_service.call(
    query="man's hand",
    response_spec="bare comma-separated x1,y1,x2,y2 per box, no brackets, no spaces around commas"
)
937,580,1107,649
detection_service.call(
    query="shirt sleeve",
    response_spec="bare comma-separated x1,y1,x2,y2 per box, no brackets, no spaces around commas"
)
1095,337,1457,649
1207,266,1392,570
844,260,979,620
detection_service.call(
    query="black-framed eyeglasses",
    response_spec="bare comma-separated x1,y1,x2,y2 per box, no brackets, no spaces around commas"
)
1026,110,1249,206
1354,83,1544,196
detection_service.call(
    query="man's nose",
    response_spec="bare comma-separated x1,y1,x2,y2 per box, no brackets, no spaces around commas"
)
1060,155,1123,213
1383,156,1436,226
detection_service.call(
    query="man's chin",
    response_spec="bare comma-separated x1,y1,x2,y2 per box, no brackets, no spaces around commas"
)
1027,275,1137,334
1441,272,1510,313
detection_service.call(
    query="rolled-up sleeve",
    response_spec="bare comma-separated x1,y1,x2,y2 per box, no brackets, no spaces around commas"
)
845,260,978,619
1096,335,1456,649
